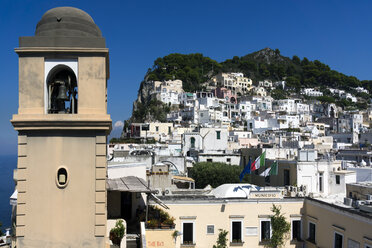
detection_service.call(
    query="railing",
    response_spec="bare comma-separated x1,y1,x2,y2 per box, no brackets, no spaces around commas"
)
140,222,146,248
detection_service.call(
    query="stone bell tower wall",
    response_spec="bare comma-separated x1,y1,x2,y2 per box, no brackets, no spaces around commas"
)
11,7,111,248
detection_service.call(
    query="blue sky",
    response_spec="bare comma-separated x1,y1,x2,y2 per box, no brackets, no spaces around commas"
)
1,0,372,155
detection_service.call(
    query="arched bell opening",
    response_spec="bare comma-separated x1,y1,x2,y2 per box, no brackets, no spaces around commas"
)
46,65,78,114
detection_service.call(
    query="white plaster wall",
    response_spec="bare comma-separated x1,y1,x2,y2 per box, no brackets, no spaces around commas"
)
108,163,147,180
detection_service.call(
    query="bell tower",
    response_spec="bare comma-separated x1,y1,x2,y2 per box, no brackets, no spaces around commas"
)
11,7,111,247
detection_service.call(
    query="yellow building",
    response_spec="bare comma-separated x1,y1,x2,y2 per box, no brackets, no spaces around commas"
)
147,184,304,248
146,185,372,248
11,7,111,247
303,197,372,248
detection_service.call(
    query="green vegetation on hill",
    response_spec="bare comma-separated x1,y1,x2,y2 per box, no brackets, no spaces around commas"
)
131,48,371,122
221,48,371,94
145,48,372,96
146,53,221,92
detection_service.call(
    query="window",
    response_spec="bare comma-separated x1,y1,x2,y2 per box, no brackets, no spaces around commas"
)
292,220,301,241
182,222,194,245
261,220,271,241
46,64,78,114
336,175,340,185
207,225,214,235
216,131,221,140
308,222,316,244
207,159,213,163
284,169,290,186
168,126,171,134
190,137,195,149
231,221,242,242
334,232,343,248
155,126,159,132
227,158,231,163
319,173,323,192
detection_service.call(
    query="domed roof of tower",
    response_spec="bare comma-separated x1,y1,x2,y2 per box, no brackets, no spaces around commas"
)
35,7,102,37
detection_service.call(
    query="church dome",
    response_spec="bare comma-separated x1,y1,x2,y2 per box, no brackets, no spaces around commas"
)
35,7,102,37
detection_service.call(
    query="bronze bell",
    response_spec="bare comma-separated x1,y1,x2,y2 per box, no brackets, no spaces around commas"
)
57,83,69,101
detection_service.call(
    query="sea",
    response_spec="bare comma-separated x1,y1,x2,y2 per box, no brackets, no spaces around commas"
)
0,155,16,233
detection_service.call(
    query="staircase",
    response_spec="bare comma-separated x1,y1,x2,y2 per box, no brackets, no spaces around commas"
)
126,234,140,248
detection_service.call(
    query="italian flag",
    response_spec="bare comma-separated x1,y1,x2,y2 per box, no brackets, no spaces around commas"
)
251,151,266,171
259,160,278,177
269,161,278,176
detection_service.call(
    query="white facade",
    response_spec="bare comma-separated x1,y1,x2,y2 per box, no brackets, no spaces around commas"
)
258,80,273,88
160,90,180,105
302,88,323,97
355,87,369,94
276,99,296,113
341,93,357,103
295,103,310,114
183,127,229,156
238,101,253,120
179,92,196,107
253,86,267,97
251,96,273,111
296,153,356,197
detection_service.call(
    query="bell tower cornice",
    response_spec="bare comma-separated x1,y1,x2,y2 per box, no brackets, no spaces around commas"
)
11,114,112,132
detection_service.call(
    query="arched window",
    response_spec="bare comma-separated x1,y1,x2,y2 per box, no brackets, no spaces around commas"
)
190,137,195,149
46,65,78,114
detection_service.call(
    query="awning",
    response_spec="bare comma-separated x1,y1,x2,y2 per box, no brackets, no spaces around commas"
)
172,175,195,182
107,176,153,193
10,190,17,206
149,193,169,209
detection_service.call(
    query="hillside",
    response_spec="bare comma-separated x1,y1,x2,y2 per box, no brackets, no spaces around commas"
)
129,48,371,123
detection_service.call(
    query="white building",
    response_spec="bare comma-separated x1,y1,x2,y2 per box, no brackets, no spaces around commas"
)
275,99,296,114
198,108,223,126
179,92,196,107
253,86,267,97
183,127,229,156
258,80,273,88
238,100,253,120
251,96,273,111
296,150,356,197
341,92,357,103
196,92,219,110
214,72,253,93
338,114,363,133
295,102,310,114
355,87,369,94
302,88,323,97
159,90,180,105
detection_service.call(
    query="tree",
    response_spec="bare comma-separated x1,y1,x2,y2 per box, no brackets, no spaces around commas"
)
317,95,336,103
292,55,301,65
213,229,228,248
189,162,250,188
268,205,290,248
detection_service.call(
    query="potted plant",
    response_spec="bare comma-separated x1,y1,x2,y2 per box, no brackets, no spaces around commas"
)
147,219,159,229
172,230,180,243
109,220,125,246
162,217,175,228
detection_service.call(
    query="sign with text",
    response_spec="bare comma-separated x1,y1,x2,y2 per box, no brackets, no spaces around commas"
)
249,191,282,199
